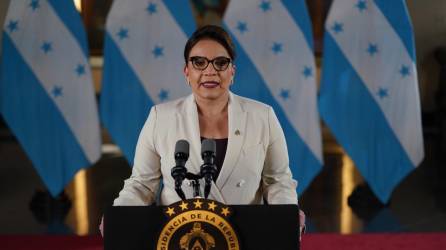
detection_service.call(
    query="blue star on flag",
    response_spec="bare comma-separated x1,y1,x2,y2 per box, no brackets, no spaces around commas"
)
367,43,378,56
152,45,164,58
377,87,388,99
259,1,271,12
271,42,283,54
52,86,63,97
29,0,40,11
146,3,157,15
117,28,129,40
399,65,410,77
158,89,169,101
279,89,290,100
302,66,313,78
7,20,19,33
236,21,248,34
356,0,367,12
41,41,52,54
75,64,86,76
331,22,344,34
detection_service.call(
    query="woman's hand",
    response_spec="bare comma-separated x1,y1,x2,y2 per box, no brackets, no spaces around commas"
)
99,215,104,237
299,209,306,242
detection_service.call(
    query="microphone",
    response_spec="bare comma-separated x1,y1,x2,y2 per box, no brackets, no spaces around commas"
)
171,140,189,200
200,139,217,199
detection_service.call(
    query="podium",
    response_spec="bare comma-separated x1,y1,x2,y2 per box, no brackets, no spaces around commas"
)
104,200,300,250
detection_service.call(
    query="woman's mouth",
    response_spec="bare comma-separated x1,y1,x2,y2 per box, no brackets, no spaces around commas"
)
200,81,220,88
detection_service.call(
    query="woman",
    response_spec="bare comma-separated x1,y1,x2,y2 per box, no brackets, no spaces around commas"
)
109,24,304,235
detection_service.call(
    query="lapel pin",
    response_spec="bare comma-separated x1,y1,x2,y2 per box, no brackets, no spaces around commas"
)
235,129,240,136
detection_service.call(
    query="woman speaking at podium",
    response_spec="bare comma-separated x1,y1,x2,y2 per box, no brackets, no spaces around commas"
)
110,25,304,235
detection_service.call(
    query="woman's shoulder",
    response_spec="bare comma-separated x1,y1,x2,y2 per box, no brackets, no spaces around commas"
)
232,93,272,113
151,95,190,114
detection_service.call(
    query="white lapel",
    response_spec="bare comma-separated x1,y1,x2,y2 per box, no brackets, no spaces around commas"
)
181,94,202,175
215,93,247,189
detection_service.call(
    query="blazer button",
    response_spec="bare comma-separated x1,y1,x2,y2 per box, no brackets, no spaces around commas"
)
236,180,245,187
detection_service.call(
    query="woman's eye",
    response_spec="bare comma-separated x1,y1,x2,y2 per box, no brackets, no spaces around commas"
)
215,59,229,67
194,59,206,67
215,60,226,67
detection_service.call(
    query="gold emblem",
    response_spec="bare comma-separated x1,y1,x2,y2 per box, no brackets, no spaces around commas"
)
157,199,240,250
179,222,215,250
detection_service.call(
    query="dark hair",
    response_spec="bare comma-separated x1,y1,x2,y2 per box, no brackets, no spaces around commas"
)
184,25,236,63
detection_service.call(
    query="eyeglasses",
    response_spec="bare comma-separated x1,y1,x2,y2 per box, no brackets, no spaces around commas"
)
189,56,232,72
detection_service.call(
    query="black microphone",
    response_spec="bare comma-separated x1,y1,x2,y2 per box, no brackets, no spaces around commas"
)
200,139,217,199
171,140,189,200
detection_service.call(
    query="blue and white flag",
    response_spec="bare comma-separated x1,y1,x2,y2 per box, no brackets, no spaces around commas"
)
0,0,101,196
319,0,424,203
224,0,323,193
100,0,195,163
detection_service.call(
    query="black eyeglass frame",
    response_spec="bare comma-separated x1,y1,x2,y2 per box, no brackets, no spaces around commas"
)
188,56,232,72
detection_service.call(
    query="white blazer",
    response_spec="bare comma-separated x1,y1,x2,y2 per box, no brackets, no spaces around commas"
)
113,92,298,206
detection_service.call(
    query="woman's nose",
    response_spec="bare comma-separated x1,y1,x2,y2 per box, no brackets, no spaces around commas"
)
202,63,218,75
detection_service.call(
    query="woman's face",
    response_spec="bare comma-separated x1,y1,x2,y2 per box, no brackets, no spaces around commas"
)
184,39,235,102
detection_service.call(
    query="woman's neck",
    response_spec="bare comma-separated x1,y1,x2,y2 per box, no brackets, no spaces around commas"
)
195,93,229,117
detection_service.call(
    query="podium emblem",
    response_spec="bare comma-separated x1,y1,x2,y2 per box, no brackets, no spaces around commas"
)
157,199,240,250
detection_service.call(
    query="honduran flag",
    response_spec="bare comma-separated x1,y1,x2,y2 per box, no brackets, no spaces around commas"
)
100,0,195,163
0,0,101,196
319,0,424,203
224,0,323,193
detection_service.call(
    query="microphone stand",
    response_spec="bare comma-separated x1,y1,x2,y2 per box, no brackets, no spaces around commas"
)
186,173,202,198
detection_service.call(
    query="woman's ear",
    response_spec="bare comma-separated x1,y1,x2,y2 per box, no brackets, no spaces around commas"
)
183,65,190,86
183,64,189,77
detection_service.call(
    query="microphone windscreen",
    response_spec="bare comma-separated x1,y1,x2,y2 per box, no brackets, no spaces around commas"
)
201,139,216,155
175,140,189,156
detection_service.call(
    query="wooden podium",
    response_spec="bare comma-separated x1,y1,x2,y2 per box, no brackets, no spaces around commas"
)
104,199,300,250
